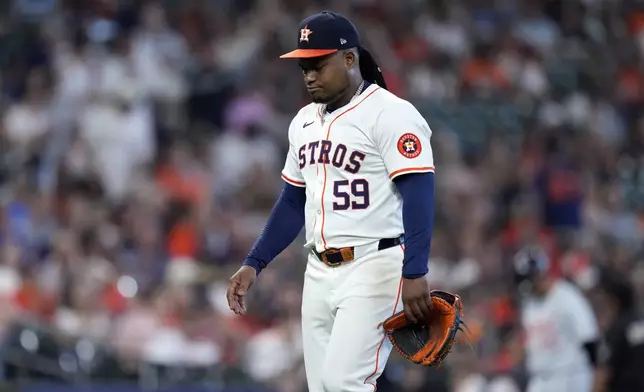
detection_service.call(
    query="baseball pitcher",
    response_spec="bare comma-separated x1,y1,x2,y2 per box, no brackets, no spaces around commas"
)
226,11,437,392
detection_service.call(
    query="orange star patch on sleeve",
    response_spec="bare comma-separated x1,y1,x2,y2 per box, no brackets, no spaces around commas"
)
397,133,422,159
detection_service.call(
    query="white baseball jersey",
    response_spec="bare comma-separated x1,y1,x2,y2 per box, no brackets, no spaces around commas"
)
280,83,435,252
522,280,599,375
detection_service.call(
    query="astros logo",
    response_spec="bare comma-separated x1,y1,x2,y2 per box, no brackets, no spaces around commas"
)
300,25,313,42
397,133,422,159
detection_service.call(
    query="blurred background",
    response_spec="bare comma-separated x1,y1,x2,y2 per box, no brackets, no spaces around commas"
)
0,0,643,391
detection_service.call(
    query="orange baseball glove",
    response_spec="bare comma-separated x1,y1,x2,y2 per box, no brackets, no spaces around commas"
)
381,290,470,367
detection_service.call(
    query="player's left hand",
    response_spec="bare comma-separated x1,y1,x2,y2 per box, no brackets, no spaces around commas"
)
401,276,434,323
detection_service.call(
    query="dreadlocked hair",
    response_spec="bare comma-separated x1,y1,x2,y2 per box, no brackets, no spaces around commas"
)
358,46,387,90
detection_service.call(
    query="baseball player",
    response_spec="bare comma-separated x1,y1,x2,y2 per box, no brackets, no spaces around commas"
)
512,245,600,392
226,11,436,392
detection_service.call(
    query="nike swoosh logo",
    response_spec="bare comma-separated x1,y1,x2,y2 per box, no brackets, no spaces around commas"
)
303,121,314,128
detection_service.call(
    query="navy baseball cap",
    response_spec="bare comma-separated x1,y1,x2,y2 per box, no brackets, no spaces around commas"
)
280,11,361,59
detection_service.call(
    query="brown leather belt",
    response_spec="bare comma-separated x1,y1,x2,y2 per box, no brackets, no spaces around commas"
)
313,235,404,267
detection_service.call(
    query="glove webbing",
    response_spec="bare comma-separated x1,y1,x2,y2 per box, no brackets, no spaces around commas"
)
431,315,474,367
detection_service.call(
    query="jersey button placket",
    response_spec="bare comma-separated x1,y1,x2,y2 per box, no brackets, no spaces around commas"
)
316,120,331,251
313,173,323,249
315,195,323,248
317,133,326,250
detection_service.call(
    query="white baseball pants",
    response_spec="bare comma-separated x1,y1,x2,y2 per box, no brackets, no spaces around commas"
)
301,245,404,392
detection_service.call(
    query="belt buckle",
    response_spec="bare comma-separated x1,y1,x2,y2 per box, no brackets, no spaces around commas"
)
321,248,342,267
320,247,354,267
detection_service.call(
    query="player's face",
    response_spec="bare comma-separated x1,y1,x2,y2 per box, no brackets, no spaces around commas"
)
299,52,349,104
531,276,553,297
516,273,548,298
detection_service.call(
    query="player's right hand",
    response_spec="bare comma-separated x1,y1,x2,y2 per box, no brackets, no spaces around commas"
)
226,266,257,315
401,276,434,323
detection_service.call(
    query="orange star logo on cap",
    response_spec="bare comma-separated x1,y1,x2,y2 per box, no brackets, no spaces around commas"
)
300,25,313,42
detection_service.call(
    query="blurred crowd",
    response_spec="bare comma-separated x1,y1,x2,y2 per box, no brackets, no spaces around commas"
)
0,0,643,391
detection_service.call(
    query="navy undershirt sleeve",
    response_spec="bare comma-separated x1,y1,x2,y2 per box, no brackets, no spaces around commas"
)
393,172,435,279
242,183,306,275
